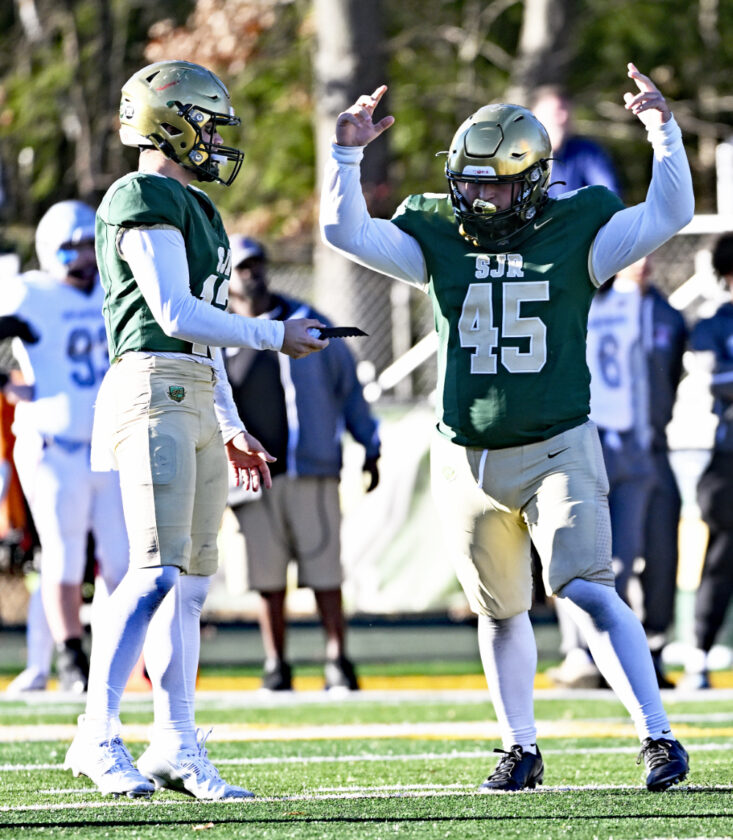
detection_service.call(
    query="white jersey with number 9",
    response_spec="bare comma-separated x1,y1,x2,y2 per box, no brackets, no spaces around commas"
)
1,271,108,442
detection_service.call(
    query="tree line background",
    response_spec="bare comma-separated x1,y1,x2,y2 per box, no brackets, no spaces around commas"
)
1,0,732,267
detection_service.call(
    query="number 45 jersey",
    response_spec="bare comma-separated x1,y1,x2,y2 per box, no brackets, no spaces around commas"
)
0,272,108,443
391,185,624,449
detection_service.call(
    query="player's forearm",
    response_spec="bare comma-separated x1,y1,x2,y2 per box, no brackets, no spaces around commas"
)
590,116,694,283
211,347,246,443
320,144,428,287
121,227,285,351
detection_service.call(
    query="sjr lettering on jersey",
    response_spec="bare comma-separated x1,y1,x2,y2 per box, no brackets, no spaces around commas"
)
474,253,524,280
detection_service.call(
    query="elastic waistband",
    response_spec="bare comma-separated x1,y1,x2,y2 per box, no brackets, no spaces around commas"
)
116,353,216,382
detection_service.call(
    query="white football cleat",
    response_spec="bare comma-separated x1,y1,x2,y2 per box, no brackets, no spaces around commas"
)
5,668,48,696
546,648,603,689
64,715,154,798
137,728,254,800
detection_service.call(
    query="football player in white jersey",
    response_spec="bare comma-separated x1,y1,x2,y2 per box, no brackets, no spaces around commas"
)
0,200,129,694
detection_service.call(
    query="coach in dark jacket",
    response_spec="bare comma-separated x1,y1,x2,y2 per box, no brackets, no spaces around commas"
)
681,232,733,689
639,270,688,687
224,236,380,693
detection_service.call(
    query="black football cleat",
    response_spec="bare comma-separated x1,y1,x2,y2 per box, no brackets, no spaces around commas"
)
324,656,360,692
479,745,544,792
56,641,89,694
638,737,689,791
261,660,293,691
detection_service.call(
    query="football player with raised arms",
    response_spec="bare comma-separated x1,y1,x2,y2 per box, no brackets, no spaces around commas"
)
0,201,129,695
65,60,327,799
321,63,694,791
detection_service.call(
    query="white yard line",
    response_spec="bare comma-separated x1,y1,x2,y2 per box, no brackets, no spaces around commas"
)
2,783,732,813
2,784,731,814
1,741,731,773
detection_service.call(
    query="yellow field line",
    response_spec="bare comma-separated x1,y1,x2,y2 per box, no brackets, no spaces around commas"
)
2,671,733,693
195,671,733,693
0,719,731,744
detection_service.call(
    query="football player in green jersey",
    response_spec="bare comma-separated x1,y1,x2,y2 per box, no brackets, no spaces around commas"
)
321,63,693,792
65,60,327,800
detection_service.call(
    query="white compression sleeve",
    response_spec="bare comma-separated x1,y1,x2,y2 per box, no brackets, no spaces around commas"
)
477,612,538,750
320,144,429,289
119,227,285,351
590,116,694,285
85,566,179,725
211,346,245,444
559,579,673,741
144,574,211,751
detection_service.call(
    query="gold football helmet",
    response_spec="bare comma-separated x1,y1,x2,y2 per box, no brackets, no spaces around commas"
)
444,104,551,244
119,60,244,186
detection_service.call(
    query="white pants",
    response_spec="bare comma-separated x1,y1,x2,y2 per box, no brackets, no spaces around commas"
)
13,431,128,587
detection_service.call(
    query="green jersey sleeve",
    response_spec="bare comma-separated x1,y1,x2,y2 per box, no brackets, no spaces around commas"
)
100,172,190,232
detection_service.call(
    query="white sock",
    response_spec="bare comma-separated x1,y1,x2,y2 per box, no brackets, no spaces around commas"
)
685,647,707,674
477,612,538,750
559,578,674,742
144,574,210,752
26,585,54,676
85,566,179,728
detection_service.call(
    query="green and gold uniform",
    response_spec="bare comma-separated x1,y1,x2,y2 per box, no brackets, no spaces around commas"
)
94,172,234,575
389,185,624,614
96,172,231,360
392,185,624,449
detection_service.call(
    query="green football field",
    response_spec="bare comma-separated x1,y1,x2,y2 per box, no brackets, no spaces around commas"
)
1,686,732,839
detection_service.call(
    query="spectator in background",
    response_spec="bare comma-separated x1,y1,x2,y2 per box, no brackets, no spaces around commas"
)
0,383,50,696
225,236,381,692
0,201,129,695
550,255,686,690
530,85,622,198
636,256,687,688
681,232,733,689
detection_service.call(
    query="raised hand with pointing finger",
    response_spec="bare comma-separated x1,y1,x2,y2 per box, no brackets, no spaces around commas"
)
624,62,671,127
335,85,395,147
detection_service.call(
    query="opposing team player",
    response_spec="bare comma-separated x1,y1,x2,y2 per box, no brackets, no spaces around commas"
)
321,63,693,791
64,60,326,799
0,200,129,693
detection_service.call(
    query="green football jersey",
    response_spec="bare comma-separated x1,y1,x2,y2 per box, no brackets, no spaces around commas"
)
96,172,231,360
391,186,624,448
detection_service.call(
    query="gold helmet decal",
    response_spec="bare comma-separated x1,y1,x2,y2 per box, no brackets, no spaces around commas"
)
119,60,244,186
444,104,552,244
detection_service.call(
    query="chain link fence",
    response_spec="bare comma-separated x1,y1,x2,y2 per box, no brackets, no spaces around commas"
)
0,219,730,627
